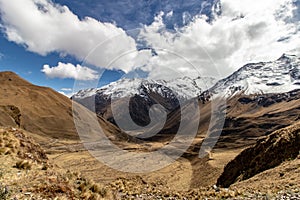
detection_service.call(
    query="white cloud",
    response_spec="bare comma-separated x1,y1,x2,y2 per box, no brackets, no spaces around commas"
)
0,0,139,72
60,88,72,92
41,62,98,80
0,0,299,81
138,0,300,79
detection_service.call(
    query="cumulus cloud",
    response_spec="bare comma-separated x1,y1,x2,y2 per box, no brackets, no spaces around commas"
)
41,62,98,80
0,0,140,72
0,0,299,81
138,0,300,78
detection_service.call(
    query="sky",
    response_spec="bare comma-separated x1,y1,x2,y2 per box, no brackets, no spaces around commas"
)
0,0,299,97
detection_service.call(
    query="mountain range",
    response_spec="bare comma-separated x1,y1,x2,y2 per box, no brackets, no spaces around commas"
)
74,54,300,101
73,54,300,140
0,54,299,198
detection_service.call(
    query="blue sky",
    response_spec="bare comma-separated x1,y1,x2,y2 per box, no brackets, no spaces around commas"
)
0,33,76,88
0,0,216,95
0,0,299,96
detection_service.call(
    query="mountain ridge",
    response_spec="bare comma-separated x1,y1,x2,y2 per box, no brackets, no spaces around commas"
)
0,71,135,144
201,54,300,100
73,54,300,139
74,54,300,103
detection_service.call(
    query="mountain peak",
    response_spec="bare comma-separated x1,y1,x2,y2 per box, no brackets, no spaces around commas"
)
278,53,297,61
73,76,217,101
203,55,300,98
0,71,32,86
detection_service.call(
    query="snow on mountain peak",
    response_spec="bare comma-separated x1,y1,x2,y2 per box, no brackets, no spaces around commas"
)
73,54,300,102
73,76,217,101
206,54,300,98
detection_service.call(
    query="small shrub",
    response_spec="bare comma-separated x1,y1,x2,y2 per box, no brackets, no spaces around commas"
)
0,184,10,200
78,182,89,193
88,193,100,200
0,148,11,155
90,183,101,193
99,187,108,197
15,160,32,170
41,164,48,170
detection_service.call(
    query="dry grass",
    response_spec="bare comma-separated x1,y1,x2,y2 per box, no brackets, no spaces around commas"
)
0,127,243,199
0,127,115,200
0,126,298,199
0,129,19,156
15,160,32,170
231,158,300,193
217,122,300,188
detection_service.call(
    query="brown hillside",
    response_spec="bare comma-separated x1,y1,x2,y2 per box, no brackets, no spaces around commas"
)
217,121,300,188
189,90,300,151
218,90,300,148
0,71,78,140
0,71,133,144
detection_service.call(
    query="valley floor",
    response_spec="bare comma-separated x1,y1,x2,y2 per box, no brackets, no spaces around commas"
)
1,127,299,199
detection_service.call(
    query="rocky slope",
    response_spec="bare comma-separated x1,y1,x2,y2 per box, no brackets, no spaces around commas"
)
217,122,300,188
0,105,21,127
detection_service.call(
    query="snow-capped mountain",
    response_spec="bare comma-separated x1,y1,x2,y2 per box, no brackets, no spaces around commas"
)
72,76,216,128
203,54,300,99
72,54,300,124
73,54,300,107
72,54,300,135
73,76,217,101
